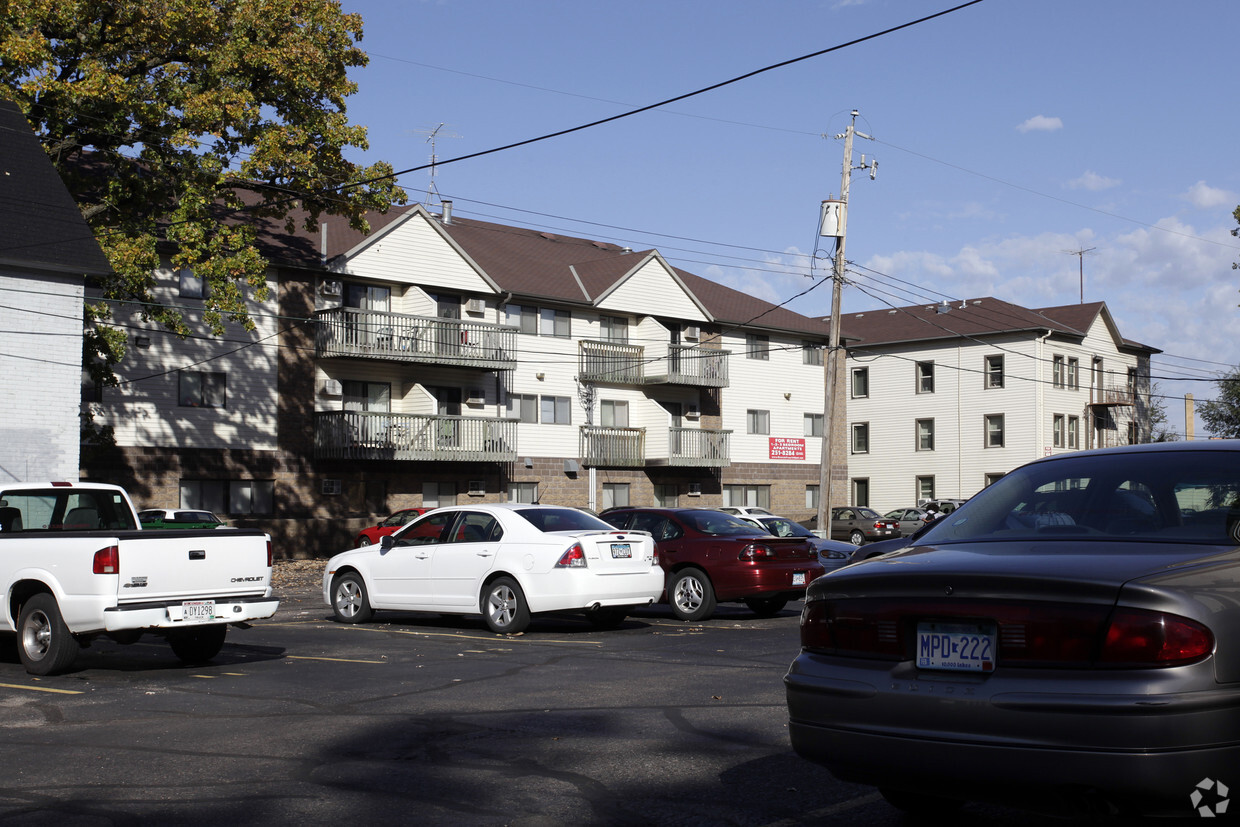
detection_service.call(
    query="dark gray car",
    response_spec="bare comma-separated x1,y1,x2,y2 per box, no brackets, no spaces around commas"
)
786,441,1240,819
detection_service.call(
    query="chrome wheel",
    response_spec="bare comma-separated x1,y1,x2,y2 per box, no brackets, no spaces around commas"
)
668,568,716,621
483,577,530,633
331,573,373,623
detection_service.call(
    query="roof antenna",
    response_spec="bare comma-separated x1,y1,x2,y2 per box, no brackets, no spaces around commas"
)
1063,247,1096,304
409,123,461,207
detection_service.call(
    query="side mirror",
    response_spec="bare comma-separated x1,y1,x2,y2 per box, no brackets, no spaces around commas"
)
380,534,395,550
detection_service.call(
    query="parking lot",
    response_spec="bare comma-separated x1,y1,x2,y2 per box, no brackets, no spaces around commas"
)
0,582,1057,825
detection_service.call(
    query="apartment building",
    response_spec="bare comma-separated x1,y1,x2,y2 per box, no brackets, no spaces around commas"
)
85,203,844,551
840,297,1159,513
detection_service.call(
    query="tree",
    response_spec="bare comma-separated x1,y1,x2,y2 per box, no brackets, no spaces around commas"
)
1146,382,1179,442
0,0,405,380
1198,368,1240,438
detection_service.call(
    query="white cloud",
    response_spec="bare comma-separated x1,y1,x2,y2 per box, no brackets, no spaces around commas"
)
1017,115,1063,133
1182,181,1237,210
1066,171,1121,191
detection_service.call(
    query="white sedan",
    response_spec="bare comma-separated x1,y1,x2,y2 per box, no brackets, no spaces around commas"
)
323,504,663,633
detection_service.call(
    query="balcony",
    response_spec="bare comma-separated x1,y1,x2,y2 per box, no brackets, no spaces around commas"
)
315,411,517,462
579,426,731,468
578,341,729,387
315,308,517,370
1089,385,1135,407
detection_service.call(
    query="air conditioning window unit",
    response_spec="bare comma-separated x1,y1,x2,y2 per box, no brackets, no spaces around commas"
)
319,280,342,297
466,297,486,314
684,325,700,340
466,388,485,405
688,483,702,496
468,480,486,496
685,405,701,419
322,379,343,396
322,479,342,495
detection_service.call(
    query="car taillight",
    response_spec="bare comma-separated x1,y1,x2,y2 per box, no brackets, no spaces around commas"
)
266,539,273,568
93,545,119,574
1100,608,1213,666
738,543,776,561
556,543,587,568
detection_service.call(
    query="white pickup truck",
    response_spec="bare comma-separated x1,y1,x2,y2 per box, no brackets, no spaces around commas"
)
0,481,278,675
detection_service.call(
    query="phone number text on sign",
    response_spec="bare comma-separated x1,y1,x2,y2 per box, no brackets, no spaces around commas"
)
768,438,806,460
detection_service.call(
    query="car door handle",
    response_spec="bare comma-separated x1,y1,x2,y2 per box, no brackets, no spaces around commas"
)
414,551,431,560
475,549,492,557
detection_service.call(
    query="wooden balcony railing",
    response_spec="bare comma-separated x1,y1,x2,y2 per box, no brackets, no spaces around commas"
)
315,308,517,369
578,340,729,387
665,428,731,467
1090,385,1135,406
579,426,646,467
579,426,731,468
314,411,517,462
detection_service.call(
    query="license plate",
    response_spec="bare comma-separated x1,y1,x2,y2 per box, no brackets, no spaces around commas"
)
916,621,995,672
610,543,632,558
792,571,806,586
182,600,216,623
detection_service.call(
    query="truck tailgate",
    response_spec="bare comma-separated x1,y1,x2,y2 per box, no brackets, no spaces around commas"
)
115,529,272,603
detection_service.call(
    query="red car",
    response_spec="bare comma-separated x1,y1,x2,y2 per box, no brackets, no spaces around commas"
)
354,507,431,547
601,507,824,621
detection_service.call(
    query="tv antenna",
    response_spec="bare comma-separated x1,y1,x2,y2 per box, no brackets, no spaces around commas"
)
1063,247,1096,304
409,123,461,206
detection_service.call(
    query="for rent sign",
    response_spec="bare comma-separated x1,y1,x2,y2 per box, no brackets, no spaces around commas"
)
769,437,806,460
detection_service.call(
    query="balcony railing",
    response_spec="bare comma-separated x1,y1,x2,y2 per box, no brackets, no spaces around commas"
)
315,411,517,462
578,340,729,387
579,426,731,468
1090,385,1135,406
315,308,517,369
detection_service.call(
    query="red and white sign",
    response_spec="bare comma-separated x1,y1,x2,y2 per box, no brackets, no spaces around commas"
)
769,437,806,460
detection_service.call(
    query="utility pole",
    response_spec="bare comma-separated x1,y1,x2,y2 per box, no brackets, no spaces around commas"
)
816,111,875,533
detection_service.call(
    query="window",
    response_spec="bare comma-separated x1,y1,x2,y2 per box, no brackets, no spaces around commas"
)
851,422,869,454
653,484,678,508
802,342,824,366
746,333,770,360
81,368,102,404
805,484,819,510
423,481,456,508
916,361,934,393
804,413,824,437
179,371,226,408
1052,355,1065,388
181,479,273,516
1068,415,1080,449
178,268,207,298
723,484,770,510
601,483,630,510
541,308,571,338
506,393,538,423
600,315,628,343
747,409,770,435
851,367,869,398
1127,367,1138,392
985,414,1005,448
851,478,869,508
509,482,538,503
1128,420,1140,445
1053,414,1065,448
916,418,935,451
984,472,1006,487
1067,358,1079,390
916,476,935,502
601,399,629,428
540,396,571,425
506,304,538,335
985,354,1004,388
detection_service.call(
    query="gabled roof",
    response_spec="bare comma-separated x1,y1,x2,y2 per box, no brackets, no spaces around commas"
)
840,296,1159,355
0,99,110,277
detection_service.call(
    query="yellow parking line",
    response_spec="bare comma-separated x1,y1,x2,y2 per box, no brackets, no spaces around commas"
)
286,655,387,664
0,682,82,695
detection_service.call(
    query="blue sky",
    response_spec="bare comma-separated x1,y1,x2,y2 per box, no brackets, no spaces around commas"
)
335,0,1239,438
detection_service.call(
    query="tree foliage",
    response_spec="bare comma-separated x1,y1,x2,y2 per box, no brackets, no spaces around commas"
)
1198,368,1240,439
0,0,405,377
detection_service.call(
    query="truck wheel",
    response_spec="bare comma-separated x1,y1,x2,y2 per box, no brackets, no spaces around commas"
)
668,568,716,621
331,572,373,623
18,593,78,676
169,624,227,664
483,576,530,634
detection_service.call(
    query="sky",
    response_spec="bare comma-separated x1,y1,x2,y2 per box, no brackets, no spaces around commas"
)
333,0,1240,438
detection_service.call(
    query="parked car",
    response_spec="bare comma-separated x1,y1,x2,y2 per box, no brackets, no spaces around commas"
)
881,507,935,536
919,498,967,515
830,507,900,545
735,514,859,571
718,506,775,518
137,508,226,529
602,507,824,620
325,504,663,634
354,507,431,546
786,441,1240,819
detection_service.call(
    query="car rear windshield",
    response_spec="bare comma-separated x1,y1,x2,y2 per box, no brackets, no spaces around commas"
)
0,489,138,532
515,507,615,533
681,510,766,536
920,450,1240,546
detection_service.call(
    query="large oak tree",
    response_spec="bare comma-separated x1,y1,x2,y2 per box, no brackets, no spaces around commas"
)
1,0,405,378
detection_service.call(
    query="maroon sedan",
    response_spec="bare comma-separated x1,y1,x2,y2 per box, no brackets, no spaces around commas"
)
601,507,824,620
353,507,431,547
